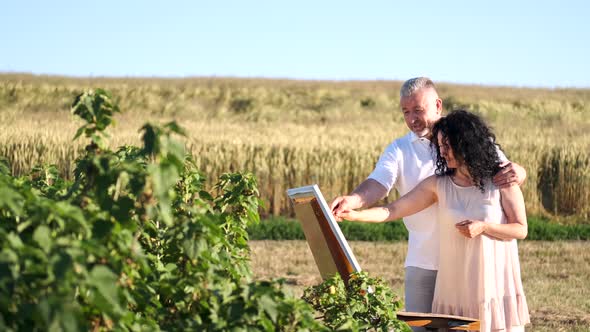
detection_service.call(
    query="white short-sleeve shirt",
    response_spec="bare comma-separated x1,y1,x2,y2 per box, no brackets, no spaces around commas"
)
368,132,507,270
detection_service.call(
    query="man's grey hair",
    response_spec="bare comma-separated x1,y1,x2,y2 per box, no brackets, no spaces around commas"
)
400,77,437,97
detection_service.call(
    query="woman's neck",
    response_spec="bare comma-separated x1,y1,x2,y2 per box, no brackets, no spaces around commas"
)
452,166,473,186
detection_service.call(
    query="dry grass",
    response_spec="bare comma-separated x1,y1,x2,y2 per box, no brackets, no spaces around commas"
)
250,240,590,331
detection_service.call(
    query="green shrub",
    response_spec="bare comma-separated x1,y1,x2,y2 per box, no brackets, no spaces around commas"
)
527,217,590,240
248,218,409,241
230,97,256,113
250,216,589,241
0,90,410,331
340,221,409,241
0,91,305,331
302,272,410,331
359,97,376,109
248,217,306,240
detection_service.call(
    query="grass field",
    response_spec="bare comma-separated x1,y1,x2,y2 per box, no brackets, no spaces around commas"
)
250,240,590,331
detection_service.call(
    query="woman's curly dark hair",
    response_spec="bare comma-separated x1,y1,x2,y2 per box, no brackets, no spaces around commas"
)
431,110,502,192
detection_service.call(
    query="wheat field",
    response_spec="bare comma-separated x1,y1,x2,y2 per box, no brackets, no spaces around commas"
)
1,74,589,220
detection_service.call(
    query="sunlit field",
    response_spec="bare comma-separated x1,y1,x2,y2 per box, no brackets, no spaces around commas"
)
1,74,589,221
1,74,589,330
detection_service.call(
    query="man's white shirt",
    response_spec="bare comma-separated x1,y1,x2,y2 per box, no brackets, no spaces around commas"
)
368,132,507,270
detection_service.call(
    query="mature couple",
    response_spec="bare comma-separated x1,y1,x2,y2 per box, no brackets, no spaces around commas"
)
330,78,530,332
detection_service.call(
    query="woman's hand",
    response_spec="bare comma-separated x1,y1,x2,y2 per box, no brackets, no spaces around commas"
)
335,209,360,222
455,220,487,238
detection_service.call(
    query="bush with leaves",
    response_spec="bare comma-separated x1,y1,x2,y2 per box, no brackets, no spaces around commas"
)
0,89,328,331
0,89,408,331
302,272,410,332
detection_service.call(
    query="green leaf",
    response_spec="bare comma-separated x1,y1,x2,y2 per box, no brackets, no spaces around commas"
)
33,225,52,253
59,308,79,332
0,158,10,175
7,232,23,249
73,126,86,140
198,190,214,202
16,220,33,233
159,199,173,226
0,186,23,215
259,294,279,323
89,266,122,314
164,121,187,136
0,246,17,262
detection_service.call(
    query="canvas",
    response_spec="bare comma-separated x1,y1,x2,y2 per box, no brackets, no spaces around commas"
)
286,184,361,283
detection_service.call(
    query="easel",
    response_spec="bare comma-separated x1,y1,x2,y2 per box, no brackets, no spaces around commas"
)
287,185,480,331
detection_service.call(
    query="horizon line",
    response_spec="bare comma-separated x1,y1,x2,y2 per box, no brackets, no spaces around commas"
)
1,71,589,91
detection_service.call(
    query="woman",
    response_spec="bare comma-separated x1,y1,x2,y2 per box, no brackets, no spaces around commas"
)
337,110,530,332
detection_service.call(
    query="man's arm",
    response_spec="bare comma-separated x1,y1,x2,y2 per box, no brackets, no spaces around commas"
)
330,179,388,222
331,140,399,221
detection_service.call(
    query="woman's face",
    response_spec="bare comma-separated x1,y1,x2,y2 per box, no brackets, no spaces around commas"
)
437,132,460,169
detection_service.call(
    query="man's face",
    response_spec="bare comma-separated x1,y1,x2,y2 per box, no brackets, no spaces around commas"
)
400,88,442,138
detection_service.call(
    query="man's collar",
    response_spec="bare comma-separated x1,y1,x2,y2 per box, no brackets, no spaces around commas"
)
409,131,432,143
409,131,421,142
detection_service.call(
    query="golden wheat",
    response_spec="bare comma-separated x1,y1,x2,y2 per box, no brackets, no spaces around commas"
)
1,74,589,220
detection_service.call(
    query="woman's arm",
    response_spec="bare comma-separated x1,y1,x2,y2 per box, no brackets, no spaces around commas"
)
330,179,389,222
455,184,528,240
336,176,438,223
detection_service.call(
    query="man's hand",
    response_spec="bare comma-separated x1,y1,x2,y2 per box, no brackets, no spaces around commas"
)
330,195,361,222
493,162,526,188
455,220,487,238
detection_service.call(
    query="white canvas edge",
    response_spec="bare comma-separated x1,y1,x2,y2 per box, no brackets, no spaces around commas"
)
287,184,362,273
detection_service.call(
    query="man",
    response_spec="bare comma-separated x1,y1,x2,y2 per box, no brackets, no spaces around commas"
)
330,77,526,331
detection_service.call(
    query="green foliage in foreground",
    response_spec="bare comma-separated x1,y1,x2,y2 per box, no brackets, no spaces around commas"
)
0,89,410,331
249,217,590,241
302,272,410,332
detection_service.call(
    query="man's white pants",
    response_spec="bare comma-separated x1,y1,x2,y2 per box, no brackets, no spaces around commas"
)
404,266,437,332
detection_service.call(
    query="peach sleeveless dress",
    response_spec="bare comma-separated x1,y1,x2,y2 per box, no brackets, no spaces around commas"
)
432,176,530,332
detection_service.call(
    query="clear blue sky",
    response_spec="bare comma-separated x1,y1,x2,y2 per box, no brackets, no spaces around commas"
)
2,1,589,88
